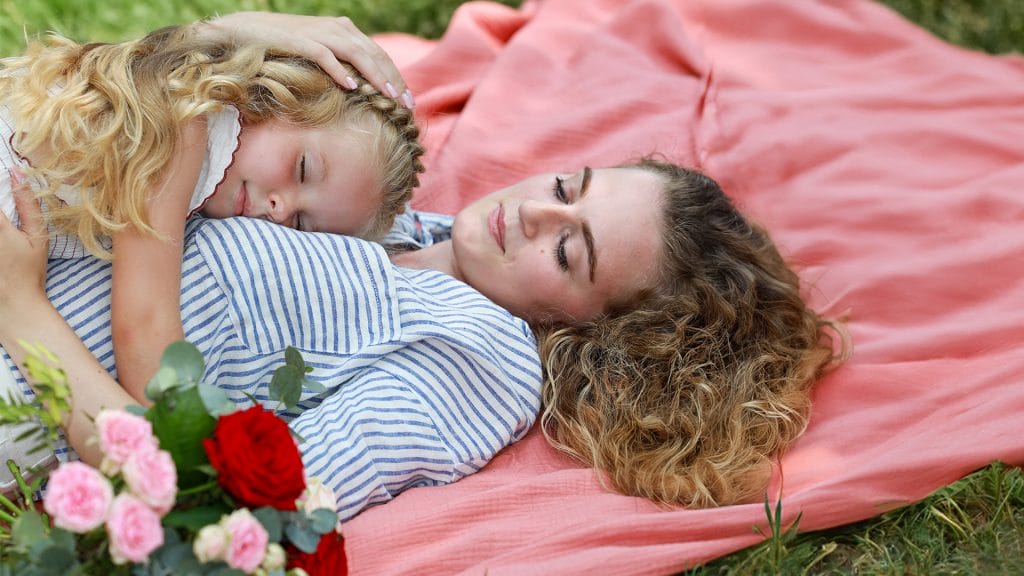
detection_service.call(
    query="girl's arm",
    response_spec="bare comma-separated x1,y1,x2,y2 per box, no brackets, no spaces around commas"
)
0,183,132,466
110,118,207,403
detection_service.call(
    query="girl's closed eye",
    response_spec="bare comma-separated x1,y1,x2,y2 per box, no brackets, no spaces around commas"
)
298,153,307,183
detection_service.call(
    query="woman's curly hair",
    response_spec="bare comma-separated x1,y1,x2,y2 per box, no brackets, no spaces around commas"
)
537,159,848,507
0,24,424,256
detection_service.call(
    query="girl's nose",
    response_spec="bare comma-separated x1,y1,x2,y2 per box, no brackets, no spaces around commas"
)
266,192,296,226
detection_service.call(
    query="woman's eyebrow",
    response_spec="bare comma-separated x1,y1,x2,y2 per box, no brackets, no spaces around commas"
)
580,166,595,282
582,221,596,283
580,166,592,197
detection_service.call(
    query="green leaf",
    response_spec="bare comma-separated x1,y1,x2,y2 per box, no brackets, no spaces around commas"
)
48,528,76,552
308,508,338,535
285,522,321,554
301,377,326,394
269,365,303,409
284,347,305,371
162,503,230,531
146,385,217,489
252,507,283,542
35,545,76,573
145,366,180,401
123,404,148,417
151,540,197,571
161,341,205,387
12,509,47,550
197,383,235,417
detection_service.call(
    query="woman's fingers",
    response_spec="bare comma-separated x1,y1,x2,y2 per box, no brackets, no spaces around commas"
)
207,12,413,108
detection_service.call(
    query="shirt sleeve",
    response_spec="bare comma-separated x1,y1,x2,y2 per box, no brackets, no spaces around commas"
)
290,365,461,522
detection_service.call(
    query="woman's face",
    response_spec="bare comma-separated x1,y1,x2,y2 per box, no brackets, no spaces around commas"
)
451,167,664,323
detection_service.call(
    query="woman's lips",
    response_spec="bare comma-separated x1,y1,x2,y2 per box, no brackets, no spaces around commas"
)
234,182,248,217
488,204,506,253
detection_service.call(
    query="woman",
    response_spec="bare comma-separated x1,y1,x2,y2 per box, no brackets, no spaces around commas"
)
0,12,843,515
1,156,841,517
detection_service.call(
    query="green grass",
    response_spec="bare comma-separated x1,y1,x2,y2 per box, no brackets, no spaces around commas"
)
2,0,1021,573
693,462,1024,575
0,0,521,55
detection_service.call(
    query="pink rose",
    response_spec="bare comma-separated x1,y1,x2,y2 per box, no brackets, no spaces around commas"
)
221,509,268,573
43,462,114,533
105,493,164,564
122,448,178,514
96,410,158,472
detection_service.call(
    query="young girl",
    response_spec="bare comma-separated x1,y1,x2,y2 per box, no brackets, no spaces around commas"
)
0,24,425,402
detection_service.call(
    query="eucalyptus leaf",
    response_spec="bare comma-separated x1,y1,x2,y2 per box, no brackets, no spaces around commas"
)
284,347,305,370
161,341,205,387
285,522,321,554
152,541,196,570
269,365,302,409
145,366,179,401
252,507,283,542
48,528,76,552
301,377,326,394
308,508,338,534
35,545,76,573
123,404,148,417
197,383,235,417
12,509,47,550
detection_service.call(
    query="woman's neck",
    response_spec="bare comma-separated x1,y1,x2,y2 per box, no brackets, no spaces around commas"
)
390,240,463,282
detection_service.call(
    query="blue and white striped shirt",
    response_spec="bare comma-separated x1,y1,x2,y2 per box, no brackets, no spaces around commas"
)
2,215,542,521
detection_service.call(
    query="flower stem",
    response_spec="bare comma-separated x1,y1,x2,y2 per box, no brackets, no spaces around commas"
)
177,480,219,496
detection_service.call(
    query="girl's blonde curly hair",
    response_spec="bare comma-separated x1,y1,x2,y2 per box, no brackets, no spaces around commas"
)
537,159,848,507
0,24,424,257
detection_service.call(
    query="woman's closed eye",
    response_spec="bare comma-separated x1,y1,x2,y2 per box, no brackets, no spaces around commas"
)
552,176,568,203
556,233,570,272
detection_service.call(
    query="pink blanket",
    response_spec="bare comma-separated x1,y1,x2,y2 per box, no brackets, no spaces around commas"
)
349,1,1024,573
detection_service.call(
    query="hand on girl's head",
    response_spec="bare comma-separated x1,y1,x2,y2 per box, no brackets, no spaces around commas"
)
206,12,414,109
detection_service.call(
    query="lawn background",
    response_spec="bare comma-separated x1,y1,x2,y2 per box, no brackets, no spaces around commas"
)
2,1,1021,574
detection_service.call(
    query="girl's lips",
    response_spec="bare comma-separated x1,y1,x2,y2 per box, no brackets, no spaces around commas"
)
234,182,248,217
488,204,506,253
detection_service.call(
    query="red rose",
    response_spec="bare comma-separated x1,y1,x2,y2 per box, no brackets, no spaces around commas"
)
203,405,306,510
287,532,348,576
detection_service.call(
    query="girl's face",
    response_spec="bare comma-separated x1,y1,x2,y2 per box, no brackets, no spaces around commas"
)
203,119,381,236
451,167,664,323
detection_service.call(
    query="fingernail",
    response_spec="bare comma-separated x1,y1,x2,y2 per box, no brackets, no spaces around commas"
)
344,76,358,90
402,90,416,109
385,82,399,99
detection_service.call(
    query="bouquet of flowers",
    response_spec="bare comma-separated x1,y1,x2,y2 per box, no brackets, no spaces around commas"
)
0,341,347,575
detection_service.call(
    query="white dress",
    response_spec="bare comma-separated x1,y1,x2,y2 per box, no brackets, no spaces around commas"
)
0,104,241,258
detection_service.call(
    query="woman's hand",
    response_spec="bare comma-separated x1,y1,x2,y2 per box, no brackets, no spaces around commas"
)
205,11,414,109
0,170,48,313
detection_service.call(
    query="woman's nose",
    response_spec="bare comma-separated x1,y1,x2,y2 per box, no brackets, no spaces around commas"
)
519,200,570,238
